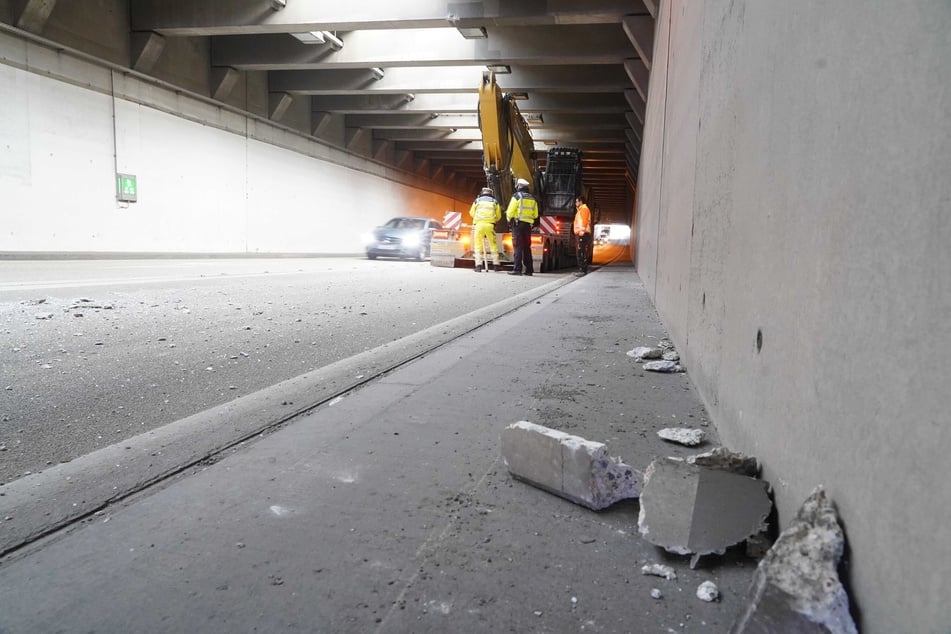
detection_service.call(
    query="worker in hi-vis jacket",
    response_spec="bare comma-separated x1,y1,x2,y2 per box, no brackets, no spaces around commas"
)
469,187,502,272
505,178,539,276
573,196,592,275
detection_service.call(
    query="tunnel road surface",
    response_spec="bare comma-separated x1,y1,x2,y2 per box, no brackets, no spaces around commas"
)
0,257,568,486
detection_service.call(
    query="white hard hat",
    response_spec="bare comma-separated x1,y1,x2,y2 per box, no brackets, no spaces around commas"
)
516,178,530,187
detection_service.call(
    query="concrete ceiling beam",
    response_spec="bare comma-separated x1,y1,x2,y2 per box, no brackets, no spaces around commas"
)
131,0,647,36
131,31,167,73
310,93,629,115
624,60,650,103
346,113,479,129
211,26,633,70
16,0,57,33
268,91,294,121
210,67,241,101
270,65,631,95
624,89,646,124
376,128,626,142
622,15,654,71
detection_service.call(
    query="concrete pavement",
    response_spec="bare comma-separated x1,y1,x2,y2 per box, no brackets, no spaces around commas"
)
0,262,757,633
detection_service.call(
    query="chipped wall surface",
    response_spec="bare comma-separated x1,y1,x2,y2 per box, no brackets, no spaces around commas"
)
635,1,951,631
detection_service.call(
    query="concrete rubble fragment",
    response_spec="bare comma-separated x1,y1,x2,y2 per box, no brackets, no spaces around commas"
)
662,351,680,362
501,421,642,510
685,447,760,477
643,360,684,373
34,312,54,320
730,486,858,634
640,563,677,580
638,458,772,567
626,346,663,360
697,580,720,602
658,427,706,446
658,339,675,351
650,588,663,600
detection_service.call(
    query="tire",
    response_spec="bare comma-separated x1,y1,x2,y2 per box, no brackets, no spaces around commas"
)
367,253,377,260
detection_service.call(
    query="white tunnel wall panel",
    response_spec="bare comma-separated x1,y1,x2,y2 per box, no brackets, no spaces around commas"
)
0,62,462,255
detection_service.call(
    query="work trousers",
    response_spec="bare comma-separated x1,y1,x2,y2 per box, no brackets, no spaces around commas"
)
472,223,500,267
511,221,534,274
577,233,592,273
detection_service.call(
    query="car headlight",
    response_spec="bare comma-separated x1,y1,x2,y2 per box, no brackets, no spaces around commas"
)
402,234,421,248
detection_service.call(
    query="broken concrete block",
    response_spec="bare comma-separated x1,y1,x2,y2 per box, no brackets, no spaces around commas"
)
638,458,772,563
730,487,857,634
501,421,641,510
658,427,706,446
643,360,683,373
662,351,680,362
686,447,760,477
626,346,663,360
659,339,675,351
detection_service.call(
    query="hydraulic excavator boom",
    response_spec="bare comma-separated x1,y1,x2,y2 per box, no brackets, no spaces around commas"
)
477,71,538,206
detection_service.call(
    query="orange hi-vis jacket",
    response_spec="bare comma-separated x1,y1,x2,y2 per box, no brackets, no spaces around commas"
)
574,203,592,236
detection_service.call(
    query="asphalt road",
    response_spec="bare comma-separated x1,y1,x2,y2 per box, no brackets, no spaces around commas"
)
0,257,571,485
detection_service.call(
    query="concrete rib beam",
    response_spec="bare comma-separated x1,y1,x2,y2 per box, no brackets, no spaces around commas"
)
16,0,57,33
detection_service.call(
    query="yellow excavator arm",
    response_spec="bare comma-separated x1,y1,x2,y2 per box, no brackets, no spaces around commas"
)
477,71,538,206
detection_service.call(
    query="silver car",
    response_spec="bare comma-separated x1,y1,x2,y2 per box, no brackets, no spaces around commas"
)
364,217,442,261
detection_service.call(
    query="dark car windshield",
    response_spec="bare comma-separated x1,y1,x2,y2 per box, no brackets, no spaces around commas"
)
384,218,427,230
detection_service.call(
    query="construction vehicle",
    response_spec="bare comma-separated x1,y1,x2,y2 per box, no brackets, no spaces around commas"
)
430,72,587,272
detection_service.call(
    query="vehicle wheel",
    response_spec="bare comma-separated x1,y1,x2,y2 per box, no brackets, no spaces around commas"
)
367,253,377,260
415,248,426,261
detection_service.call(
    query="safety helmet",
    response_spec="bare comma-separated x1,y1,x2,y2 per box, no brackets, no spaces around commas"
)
516,178,530,190
481,187,494,196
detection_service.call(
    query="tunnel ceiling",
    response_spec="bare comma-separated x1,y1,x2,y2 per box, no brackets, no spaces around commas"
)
128,2,654,215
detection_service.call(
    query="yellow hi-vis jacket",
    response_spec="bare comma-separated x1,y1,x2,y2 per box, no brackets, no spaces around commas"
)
505,192,539,224
469,195,501,224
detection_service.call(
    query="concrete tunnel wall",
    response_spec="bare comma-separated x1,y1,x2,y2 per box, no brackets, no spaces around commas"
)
0,29,468,255
635,1,950,631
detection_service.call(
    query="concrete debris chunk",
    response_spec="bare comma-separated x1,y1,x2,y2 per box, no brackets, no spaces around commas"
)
731,487,857,634
658,339,675,351
501,421,642,510
697,580,720,602
638,458,772,563
640,563,677,580
34,312,54,320
626,346,663,360
658,427,706,446
686,447,760,477
643,360,684,373
650,588,663,600
662,351,680,362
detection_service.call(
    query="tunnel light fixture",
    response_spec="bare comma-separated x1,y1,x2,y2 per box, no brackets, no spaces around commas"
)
269,0,286,9
486,64,511,74
291,31,325,44
524,113,544,124
370,67,385,80
457,26,487,39
508,91,529,100
322,31,344,50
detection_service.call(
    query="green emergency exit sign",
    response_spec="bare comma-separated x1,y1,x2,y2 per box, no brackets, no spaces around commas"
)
116,173,137,202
